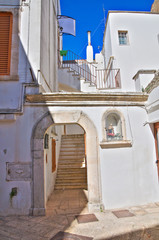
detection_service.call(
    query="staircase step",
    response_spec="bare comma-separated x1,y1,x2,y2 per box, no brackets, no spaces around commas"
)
55,134,87,190
62,139,84,146
56,174,86,179
57,164,86,168
57,169,86,174
62,134,84,138
60,151,84,155
56,178,87,183
59,155,85,160
58,159,85,163
59,153,84,156
60,148,84,152
55,185,87,190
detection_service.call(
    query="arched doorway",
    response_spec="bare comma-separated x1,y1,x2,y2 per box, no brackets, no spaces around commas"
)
30,111,101,215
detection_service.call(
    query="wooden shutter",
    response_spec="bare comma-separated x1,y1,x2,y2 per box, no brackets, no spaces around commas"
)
0,12,13,75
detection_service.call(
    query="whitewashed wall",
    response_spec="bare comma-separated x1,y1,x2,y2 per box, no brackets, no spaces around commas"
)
40,0,59,92
0,103,159,215
44,125,62,204
103,12,159,92
65,124,84,135
147,86,159,123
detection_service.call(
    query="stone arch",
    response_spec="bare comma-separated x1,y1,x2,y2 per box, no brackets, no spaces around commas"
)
102,109,127,141
31,110,101,215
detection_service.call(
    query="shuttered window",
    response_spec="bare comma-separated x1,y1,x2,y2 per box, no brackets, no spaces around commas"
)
0,12,13,75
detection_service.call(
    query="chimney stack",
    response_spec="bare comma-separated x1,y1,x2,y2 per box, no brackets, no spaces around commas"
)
86,31,93,62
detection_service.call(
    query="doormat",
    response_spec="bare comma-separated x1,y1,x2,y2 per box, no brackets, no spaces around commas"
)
50,231,93,240
112,210,135,218
76,214,98,224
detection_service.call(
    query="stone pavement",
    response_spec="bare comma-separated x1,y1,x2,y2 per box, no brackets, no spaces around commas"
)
1,189,159,240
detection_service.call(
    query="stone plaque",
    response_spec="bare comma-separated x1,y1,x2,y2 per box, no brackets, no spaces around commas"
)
6,162,31,181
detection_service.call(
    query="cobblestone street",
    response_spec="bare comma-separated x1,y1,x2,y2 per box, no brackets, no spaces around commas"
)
1,190,159,240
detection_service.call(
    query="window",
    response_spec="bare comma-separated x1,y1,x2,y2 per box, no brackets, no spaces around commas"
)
0,12,13,75
118,31,128,45
106,113,123,141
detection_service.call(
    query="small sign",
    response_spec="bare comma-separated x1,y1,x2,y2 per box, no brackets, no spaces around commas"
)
58,15,76,36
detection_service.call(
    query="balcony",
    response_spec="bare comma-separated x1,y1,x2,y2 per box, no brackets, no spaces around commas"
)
96,68,121,89
58,50,121,91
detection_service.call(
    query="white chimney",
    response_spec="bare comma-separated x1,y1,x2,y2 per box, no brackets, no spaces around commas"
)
86,31,93,62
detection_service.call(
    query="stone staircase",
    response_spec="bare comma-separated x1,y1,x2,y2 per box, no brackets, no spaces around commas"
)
55,134,87,190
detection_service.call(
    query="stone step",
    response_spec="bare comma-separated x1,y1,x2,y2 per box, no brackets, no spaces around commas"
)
55,134,87,190
58,164,86,168
61,136,84,141
59,155,85,160
61,142,84,146
54,183,87,190
58,159,85,164
62,134,84,139
56,174,86,179
60,148,85,153
56,178,87,183
57,169,86,174
60,148,85,152
60,151,84,155
54,185,87,190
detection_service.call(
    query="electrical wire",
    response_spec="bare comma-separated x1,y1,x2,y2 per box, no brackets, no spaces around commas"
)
78,18,104,57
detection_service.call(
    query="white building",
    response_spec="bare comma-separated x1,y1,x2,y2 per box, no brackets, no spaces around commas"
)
0,0,159,216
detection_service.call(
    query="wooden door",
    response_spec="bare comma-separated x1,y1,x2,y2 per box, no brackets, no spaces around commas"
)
52,139,56,173
154,123,159,176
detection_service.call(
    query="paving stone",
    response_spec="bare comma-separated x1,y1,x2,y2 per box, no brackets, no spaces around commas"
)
131,209,147,216
1,190,159,240
145,208,159,213
112,210,135,218
142,203,158,209
0,226,22,239
50,231,93,240
76,214,98,224
44,228,62,238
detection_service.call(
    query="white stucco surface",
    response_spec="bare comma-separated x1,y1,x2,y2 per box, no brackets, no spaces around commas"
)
103,12,159,92
0,3,159,217
147,86,159,123
44,125,62,203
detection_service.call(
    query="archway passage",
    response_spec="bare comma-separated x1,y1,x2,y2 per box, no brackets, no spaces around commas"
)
44,123,87,206
31,111,100,216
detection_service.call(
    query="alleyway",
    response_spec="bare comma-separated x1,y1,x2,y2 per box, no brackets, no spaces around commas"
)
1,190,159,239
0,189,89,240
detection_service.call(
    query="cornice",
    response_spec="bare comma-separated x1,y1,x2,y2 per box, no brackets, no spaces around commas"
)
25,92,148,106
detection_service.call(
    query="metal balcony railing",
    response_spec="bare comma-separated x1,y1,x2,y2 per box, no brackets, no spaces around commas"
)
96,68,121,89
58,50,97,86
58,50,121,90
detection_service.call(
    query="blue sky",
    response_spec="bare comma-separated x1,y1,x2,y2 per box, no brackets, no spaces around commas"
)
60,0,154,59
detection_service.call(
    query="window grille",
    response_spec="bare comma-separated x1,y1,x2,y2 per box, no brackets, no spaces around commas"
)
118,31,128,45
